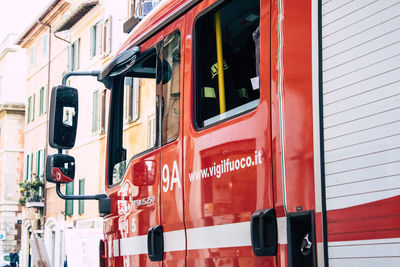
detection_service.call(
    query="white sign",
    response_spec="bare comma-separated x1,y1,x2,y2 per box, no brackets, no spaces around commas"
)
29,238,51,267
63,107,76,127
0,230,6,240
65,228,103,267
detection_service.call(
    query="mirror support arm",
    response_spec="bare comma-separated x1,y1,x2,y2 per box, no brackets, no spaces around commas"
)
62,70,101,86
56,183,107,200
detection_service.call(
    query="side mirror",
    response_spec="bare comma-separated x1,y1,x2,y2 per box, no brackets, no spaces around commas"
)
46,154,75,184
49,85,78,149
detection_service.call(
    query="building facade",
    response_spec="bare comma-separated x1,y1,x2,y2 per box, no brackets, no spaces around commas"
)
0,34,26,259
12,0,161,266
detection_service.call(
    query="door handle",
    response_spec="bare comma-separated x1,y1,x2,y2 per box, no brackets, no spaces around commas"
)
147,225,164,261
251,208,277,256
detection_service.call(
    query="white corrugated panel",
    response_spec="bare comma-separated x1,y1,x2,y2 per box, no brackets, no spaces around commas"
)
321,0,400,265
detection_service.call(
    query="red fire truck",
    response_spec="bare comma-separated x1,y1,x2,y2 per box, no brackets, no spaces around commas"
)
46,0,400,266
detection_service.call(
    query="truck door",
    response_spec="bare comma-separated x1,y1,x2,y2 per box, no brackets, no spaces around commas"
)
184,0,276,265
104,40,162,267
104,17,186,266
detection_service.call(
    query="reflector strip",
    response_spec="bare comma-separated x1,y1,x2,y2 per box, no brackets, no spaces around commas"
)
187,221,251,250
118,221,252,256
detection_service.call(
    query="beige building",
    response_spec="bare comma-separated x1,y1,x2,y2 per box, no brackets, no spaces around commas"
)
0,34,25,257
15,0,129,266
13,0,161,266
16,1,72,266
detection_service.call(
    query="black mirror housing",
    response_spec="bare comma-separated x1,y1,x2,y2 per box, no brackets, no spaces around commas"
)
46,154,75,184
49,85,79,149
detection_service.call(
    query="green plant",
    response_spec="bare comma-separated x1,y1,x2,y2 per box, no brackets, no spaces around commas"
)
19,176,44,205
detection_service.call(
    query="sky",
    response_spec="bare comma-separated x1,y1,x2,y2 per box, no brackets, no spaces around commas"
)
0,0,53,43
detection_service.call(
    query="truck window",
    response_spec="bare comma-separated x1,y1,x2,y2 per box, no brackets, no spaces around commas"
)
161,32,180,144
112,51,157,185
109,31,181,185
194,0,260,128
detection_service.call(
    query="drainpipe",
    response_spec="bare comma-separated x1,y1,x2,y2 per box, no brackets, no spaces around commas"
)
37,19,52,227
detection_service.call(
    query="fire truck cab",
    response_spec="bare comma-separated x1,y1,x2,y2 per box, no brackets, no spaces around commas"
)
46,0,400,266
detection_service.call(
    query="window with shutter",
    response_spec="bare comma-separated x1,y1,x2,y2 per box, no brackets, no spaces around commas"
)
30,46,35,67
92,90,99,133
65,181,74,216
27,96,31,123
39,87,47,115
25,154,30,180
102,17,112,56
79,179,85,215
100,89,107,133
43,34,48,56
68,39,80,71
91,22,103,58
123,77,139,124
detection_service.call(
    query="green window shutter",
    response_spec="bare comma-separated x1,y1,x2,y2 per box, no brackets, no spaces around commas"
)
92,90,99,133
79,179,85,215
37,150,41,179
27,96,31,123
39,149,45,179
30,153,33,181
26,154,29,180
39,87,44,115
65,182,74,216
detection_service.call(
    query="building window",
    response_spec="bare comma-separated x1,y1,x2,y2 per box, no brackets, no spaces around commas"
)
91,18,112,58
102,17,112,56
30,46,35,67
79,179,85,215
26,153,33,181
39,86,47,115
92,89,107,134
123,77,139,124
127,0,136,18
27,94,35,123
36,149,45,181
43,34,48,56
65,181,74,216
90,21,102,58
68,39,80,71
194,0,260,128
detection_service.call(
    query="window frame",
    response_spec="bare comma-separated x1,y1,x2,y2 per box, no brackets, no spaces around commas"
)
43,34,48,57
106,30,181,187
27,94,35,123
192,0,261,131
92,88,107,134
30,46,35,67
90,21,102,58
68,39,80,71
102,16,112,56
107,47,159,187
123,77,140,124
39,86,47,115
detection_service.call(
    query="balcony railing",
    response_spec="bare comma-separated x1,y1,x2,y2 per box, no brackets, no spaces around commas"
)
19,178,44,208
